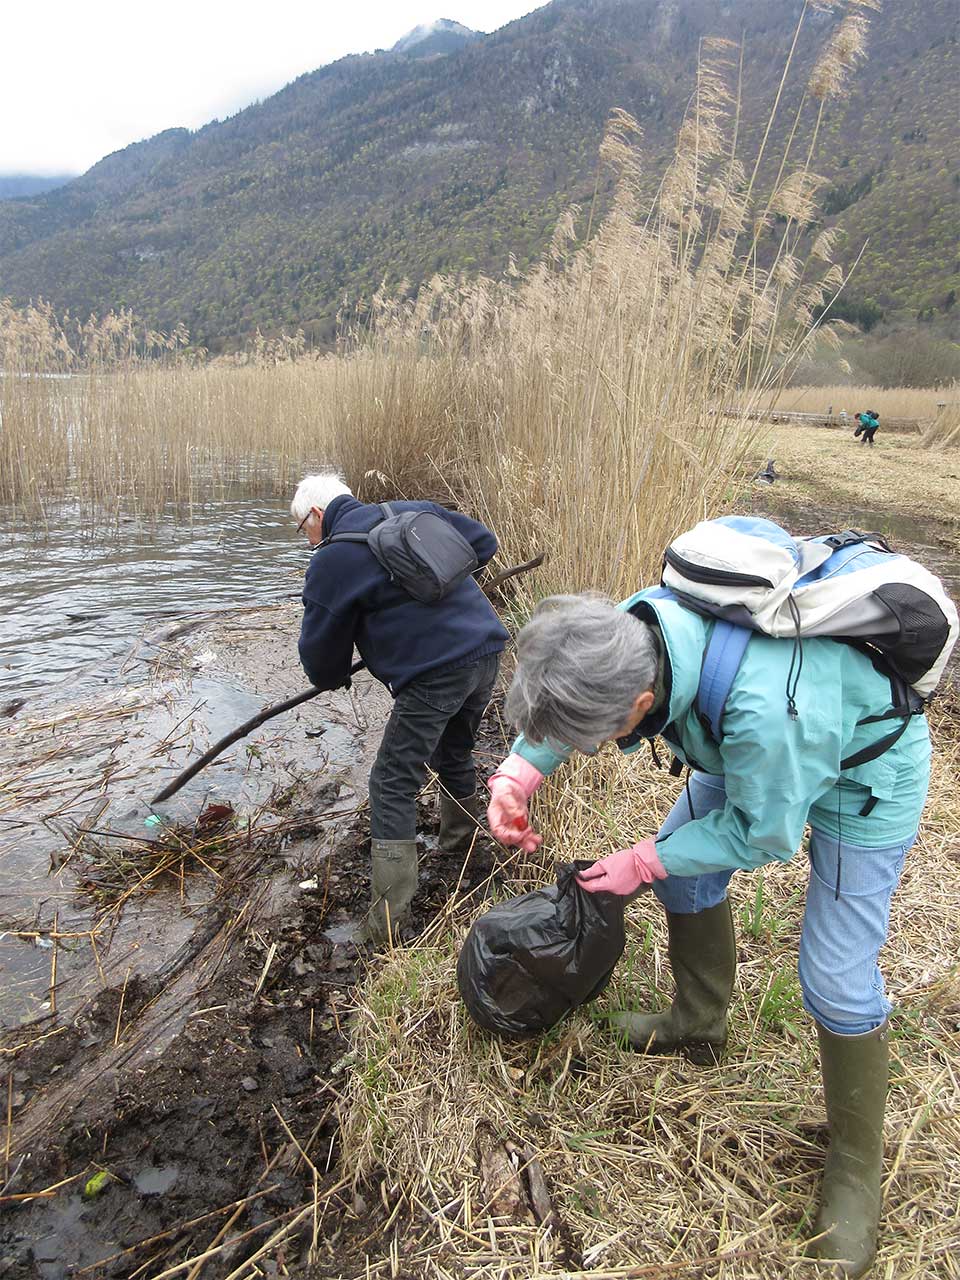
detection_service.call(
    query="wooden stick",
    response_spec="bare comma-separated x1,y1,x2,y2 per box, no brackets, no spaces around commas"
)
4,1072,11,1185
150,661,364,803
114,968,131,1046
149,552,544,806
482,551,546,593
49,911,59,1016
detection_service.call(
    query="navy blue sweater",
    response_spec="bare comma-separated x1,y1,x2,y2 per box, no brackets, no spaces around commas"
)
298,495,508,694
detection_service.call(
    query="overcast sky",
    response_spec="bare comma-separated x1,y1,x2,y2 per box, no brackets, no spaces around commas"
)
3,2,547,176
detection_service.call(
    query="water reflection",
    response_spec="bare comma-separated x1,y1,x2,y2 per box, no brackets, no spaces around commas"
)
1,496,309,698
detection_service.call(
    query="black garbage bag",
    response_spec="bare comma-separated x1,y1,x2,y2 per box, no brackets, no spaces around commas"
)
456,861,626,1040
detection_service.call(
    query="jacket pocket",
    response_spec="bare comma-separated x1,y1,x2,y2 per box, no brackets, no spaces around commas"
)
841,753,897,803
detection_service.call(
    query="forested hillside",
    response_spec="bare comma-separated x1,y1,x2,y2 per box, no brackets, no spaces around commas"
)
0,0,955,348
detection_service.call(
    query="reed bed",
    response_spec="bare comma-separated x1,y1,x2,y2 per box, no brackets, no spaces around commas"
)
338,695,960,1279
922,402,960,451
757,383,959,423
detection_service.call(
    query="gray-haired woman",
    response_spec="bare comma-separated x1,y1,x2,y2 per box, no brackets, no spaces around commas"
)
486,592,931,1279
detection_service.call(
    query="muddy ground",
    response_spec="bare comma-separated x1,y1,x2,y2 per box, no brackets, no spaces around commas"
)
1,810,505,1280
0,608,510,1280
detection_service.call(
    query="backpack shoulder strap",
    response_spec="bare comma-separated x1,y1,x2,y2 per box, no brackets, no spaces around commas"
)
320,503,394,548
696,620,753,743
840,674,924,771
322,532,370,545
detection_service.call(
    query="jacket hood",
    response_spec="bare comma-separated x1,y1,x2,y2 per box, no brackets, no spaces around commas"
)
615,589,708,748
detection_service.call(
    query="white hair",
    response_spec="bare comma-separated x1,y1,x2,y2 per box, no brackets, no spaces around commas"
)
505,595,660,751
290,473,353,521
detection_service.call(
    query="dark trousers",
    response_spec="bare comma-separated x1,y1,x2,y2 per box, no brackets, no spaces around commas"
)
860,427,878,445
368,653,500,841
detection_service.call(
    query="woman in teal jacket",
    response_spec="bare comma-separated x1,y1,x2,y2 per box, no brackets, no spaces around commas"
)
486,590,930,1279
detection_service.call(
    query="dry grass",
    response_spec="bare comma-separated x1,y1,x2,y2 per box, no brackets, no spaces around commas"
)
922,403,960,451
338,700,960,1279
744,421,960,539
758,384,959,423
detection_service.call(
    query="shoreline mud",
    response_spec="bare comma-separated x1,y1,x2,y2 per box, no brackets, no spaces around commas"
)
1,603,513,1277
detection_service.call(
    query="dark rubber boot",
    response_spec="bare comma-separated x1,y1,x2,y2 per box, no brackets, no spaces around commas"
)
606,900,736,1065
364,839,418,945
808,1021,888,1278
438,791,479,856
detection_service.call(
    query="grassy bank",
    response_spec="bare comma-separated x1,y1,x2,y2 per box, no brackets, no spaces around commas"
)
336,704,960,1280
335,425,960,1277
746,421,960,543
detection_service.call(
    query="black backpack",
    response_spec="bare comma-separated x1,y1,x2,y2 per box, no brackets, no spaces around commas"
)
321,502,479,604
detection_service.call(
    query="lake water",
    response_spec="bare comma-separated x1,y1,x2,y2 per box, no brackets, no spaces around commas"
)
0,496,382,1028
1,497,309,702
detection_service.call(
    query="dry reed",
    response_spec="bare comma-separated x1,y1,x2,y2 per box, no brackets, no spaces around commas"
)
759,383,959,423
922,402,960,451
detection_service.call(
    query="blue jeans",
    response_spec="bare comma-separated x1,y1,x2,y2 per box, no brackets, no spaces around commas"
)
652,773,913,1035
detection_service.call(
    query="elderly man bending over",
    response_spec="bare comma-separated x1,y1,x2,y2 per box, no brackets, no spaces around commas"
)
292,474,507,942
486,592,930,1279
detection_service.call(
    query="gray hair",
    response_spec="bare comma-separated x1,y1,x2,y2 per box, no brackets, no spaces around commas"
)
290,473,353,521
505,595,659,751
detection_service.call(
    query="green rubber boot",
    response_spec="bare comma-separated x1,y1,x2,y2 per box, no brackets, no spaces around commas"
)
808,1021,888,1278
365,839,419,945
438,791,479,856
606,900,736,1065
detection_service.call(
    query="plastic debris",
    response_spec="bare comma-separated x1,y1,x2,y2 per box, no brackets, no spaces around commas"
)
82,1170,116,1200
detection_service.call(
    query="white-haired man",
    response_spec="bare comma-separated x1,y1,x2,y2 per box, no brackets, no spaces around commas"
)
291,474,507,942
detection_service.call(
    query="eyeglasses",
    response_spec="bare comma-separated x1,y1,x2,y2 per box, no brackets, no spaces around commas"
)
296,511,312,534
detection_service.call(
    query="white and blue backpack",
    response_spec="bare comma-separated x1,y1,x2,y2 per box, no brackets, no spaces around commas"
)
658,516,958,771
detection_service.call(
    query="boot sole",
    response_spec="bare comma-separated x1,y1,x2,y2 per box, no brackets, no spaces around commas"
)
620,1035,727,1066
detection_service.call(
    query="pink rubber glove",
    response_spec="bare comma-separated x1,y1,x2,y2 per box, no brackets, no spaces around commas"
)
486,754,544,853
576,840,667,895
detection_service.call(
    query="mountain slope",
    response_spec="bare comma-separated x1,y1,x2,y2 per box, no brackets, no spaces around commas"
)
0,0,955,347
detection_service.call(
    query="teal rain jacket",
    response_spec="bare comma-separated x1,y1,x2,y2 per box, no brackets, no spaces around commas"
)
511,590,931,878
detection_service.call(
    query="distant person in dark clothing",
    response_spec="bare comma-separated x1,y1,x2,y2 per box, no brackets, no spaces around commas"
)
854,411,880,446
292,473,507,942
